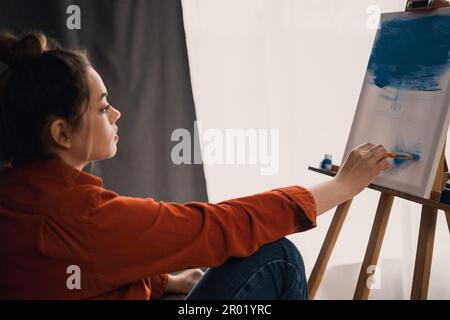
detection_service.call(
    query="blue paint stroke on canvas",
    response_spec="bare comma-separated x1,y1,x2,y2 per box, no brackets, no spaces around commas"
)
390,143,422,170
368,15,450,93
380,90,402,110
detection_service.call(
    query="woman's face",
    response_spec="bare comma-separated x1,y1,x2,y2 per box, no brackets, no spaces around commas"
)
74,67,121,162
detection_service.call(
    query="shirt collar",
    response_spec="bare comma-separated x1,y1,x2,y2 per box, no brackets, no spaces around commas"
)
10,157,103,187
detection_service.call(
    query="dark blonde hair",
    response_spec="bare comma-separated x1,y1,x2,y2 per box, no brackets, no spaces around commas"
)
0,31,91,162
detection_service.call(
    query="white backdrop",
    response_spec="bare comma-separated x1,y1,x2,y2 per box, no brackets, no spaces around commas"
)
182,0,450,299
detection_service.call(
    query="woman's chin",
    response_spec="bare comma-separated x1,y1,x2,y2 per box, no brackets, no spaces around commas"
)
94,147,117,161
108,146,118,158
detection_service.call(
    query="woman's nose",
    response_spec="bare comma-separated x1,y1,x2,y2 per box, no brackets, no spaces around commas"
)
111,106,121,123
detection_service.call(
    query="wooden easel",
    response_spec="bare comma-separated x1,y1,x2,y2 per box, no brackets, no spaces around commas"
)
307,0,450,300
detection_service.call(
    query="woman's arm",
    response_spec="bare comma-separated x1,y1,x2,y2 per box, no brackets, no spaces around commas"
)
163,144,389,295
309,143,390,215
81,143,388,288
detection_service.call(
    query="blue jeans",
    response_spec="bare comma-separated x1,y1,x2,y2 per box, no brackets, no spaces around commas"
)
185,238,308,300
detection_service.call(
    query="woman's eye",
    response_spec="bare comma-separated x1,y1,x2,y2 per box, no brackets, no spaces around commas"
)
100,105,110,113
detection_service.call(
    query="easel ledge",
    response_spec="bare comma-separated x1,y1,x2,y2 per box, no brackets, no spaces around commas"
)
308,150,450,300
308,165,450,212
307,0,450,300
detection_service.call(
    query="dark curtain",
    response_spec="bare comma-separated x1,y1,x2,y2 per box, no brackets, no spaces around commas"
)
0,0,208,202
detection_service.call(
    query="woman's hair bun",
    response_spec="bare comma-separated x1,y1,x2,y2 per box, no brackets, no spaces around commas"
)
0,31,47,67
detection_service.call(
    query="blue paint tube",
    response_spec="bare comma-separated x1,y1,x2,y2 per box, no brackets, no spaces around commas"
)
321,154,333,170
440,180,450,204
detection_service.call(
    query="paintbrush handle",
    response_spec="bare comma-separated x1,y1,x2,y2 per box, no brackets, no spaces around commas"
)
386,152,414,160
386,152,397,158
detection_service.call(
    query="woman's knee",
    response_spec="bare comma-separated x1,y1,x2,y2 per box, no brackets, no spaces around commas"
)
254,238,307,280
278,238,305,268
235,238,307,299
264,238,304,269
187,238,307,300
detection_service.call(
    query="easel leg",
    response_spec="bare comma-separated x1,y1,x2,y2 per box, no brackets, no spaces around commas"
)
411,206,438,300
353,193,394,300
307,199,352,299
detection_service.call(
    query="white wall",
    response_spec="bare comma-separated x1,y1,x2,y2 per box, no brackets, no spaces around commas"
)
182,0,450,299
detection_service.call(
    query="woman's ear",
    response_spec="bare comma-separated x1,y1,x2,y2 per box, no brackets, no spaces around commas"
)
49,118,72,149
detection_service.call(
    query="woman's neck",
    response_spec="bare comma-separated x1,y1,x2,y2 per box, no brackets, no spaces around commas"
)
56,153,87,172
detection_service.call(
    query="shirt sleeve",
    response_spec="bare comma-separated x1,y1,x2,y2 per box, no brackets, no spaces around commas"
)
82,185,317,289
149,274,169,300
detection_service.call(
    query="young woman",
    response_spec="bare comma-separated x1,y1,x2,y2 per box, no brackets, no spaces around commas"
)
0,32,390,299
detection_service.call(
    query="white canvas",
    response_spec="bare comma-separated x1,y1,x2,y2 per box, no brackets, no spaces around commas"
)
343,8,450,198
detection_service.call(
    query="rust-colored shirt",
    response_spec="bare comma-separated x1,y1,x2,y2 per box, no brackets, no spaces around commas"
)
0,158,317,299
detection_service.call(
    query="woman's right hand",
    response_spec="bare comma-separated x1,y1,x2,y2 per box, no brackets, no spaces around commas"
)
334,143,390,199
166,268,205,295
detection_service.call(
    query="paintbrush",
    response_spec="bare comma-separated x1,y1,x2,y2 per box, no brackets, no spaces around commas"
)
386,151,421,161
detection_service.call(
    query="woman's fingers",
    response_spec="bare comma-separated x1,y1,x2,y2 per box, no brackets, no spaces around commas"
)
370,145,389,164
336,143,391,198
357,143,391,170
367,144,390,171
356,142,375,152
376,158,390,171
367,144,383,153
